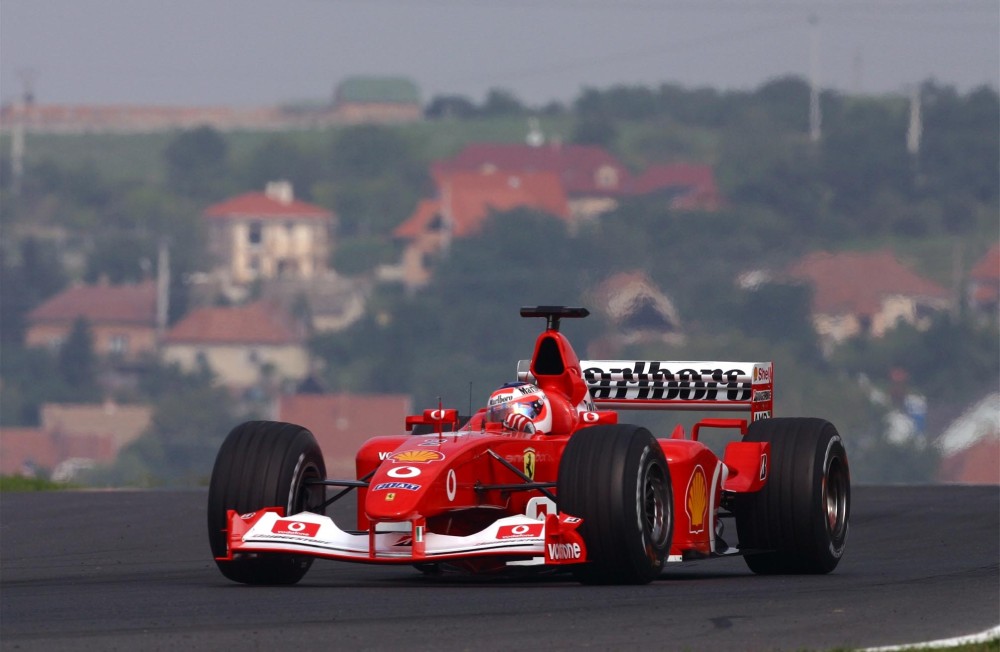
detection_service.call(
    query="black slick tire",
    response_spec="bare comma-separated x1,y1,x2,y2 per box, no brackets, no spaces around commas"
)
557,424,673,584
734,417,850,574
207,420,326,585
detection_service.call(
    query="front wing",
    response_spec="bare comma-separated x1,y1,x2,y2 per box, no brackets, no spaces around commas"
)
218,508,587,566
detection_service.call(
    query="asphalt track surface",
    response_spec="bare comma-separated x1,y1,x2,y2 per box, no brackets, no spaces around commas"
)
1,485,997,652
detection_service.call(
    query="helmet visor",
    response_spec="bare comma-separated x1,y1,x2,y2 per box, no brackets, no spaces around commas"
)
486,398,542,423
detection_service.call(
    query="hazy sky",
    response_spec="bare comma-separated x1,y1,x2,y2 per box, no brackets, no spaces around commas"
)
2,0,997,108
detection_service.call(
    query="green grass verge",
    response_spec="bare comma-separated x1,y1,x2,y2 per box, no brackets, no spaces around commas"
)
0,475,78,491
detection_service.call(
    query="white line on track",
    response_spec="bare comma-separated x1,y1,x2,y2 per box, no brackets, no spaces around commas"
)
860,625,1000,651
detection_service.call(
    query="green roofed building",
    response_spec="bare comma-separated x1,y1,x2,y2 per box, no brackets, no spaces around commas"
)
333,76,423,124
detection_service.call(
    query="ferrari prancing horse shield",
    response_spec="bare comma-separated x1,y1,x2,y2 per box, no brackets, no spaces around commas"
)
523,448,536,480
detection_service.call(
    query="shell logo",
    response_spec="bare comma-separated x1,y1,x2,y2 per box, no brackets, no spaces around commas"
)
389,450,445,463
685,465,709,535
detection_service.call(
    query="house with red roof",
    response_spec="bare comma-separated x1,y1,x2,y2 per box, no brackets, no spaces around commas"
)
586,271,683,357
389,169,570,288
785,250,951,348
0,400,152,479
24,279,159,361
0,426,115,478
433,143,722,218
204,181,334,296
967,243,999,319
276,393,413,476
936,393,999,484
626,163,723,211
161,301,309,390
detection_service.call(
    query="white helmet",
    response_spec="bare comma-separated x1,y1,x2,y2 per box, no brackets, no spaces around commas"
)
485,383,552,434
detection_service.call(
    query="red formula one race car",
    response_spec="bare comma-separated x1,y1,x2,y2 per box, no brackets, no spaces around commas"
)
208,306,850,585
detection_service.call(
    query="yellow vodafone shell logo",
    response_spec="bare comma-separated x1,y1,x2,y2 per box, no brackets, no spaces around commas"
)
390,450,445,463
685,465,709,534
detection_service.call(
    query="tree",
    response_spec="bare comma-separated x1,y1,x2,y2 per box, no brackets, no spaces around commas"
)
920,83,999,203
751,76,812,133
480,88,525,116
236,136,325,199
821,97,913,215
163,126,231,200
58,318,97,391
326,126,429,236
425,95,479,119
571,113,618,147
0,345,74,426
84,231,152,284
99,363,241,487
735,282,821,364
0,238,68,343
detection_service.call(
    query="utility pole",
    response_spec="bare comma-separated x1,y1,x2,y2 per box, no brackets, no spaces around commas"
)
808,14,822,143
907,85,923,157
156,238,171,339
907,84,924,188
11,69,36,196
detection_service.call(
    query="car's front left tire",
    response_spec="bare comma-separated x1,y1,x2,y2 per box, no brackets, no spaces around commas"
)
557,424,673,584
207,420,326,585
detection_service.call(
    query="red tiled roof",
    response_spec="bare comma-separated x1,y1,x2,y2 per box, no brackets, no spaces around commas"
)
163,301,302,345
394,199,441,240
394,170,570,240
0,428,56,474
26,280,157,325
205,192,332,219
786,250,950,316
433,143,629,196
0,427,117,475
938,438,1000,484
277,393,413,475
626,163,716,195
970,244,1000,282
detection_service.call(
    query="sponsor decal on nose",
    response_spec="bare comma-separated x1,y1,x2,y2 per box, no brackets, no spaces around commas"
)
271,520,320,537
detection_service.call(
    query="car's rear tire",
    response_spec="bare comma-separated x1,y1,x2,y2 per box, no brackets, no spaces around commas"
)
207,420,326,585
734,417,850,574
557,424,673,584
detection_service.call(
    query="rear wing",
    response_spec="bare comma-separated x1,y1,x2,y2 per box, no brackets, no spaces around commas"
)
519,359,773,421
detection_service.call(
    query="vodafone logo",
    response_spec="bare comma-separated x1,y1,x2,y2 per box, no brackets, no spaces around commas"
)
387,466,421,479
581,411,600,423
547,542,582,560
496,523,543,540
271,519,320,537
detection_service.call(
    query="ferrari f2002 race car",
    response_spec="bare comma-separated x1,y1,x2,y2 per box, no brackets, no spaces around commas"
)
208,306,850,585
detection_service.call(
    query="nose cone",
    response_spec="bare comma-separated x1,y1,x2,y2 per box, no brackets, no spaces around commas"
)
364,449,447,521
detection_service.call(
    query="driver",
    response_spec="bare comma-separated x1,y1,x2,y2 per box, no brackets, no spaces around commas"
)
485,382,552,435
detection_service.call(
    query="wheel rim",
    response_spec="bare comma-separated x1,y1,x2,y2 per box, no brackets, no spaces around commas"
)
642,463,671,548
823,456,849,540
